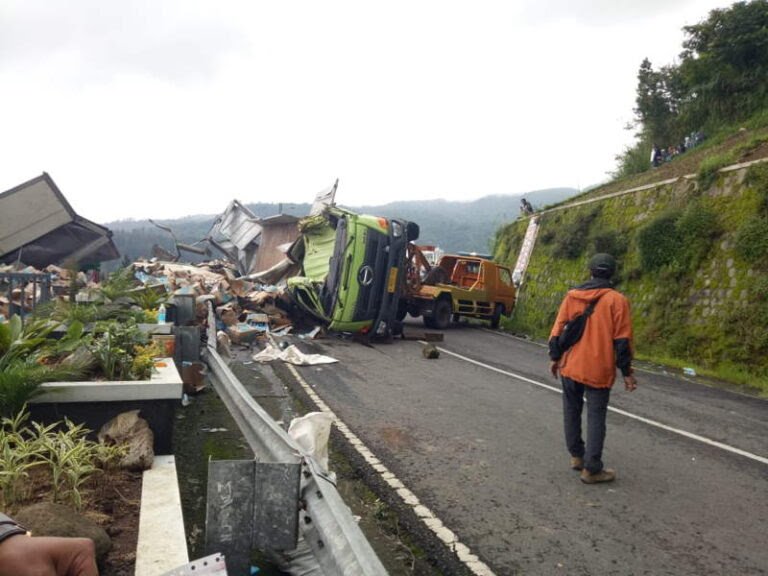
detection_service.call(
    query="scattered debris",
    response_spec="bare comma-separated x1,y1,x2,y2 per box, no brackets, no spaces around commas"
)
288,412,335,475
0,173,120,269
252,344,338,366
181,361,208,394
422,344,440,359
97,410,155,471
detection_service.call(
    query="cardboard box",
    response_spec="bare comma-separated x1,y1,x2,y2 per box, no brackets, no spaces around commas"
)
226,323,262,344
152,334,176,357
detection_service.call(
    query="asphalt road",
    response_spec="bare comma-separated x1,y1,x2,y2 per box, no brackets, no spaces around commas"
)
285,321,768,576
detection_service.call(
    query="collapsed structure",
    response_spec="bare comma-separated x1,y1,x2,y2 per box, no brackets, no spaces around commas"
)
0,173,119,269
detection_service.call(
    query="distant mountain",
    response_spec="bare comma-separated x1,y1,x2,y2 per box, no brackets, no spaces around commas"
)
105,188,577,267
350,188,576,253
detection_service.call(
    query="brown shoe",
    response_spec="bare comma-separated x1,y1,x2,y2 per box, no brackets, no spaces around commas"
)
580,468,616,484
570,457,584,471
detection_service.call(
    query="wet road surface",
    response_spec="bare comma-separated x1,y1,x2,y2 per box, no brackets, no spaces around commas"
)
281,322,768,575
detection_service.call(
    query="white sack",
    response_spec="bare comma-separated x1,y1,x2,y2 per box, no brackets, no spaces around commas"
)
288,412,335,474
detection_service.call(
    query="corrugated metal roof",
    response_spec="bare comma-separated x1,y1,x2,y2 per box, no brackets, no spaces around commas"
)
0,173,120,267
0,173,75,255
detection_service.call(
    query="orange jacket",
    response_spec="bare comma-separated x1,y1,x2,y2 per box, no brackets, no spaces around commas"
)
549,286,633,388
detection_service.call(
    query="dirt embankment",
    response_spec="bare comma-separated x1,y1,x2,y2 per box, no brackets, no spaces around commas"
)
566,127,768,206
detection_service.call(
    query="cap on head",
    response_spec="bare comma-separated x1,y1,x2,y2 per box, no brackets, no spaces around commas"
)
588,253,616,277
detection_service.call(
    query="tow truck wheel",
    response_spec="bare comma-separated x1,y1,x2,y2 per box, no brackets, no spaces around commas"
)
490,303,504,329
432,297,452,330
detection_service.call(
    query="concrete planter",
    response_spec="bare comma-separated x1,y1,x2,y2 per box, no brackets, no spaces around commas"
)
33,359,182,403
29,359,183,454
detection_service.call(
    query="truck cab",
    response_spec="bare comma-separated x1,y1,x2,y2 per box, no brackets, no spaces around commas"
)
402,252,516,329
287,206,418,337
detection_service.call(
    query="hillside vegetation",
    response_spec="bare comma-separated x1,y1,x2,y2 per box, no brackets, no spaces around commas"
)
495,1,768,394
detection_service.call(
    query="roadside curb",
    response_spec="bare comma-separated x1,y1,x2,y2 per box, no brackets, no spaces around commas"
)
135,455,189,576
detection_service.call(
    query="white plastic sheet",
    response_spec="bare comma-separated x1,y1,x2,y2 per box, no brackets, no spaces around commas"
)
252,344,338,366
288,412,334,474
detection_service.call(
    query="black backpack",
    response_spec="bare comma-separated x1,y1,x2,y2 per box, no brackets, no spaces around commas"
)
557,293,606,353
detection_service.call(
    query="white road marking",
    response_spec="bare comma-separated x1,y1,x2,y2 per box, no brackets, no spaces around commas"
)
478,327,687,377
282,360,498,576
434,345,768,467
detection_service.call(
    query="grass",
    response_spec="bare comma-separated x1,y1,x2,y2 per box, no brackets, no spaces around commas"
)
541,108,768,213
635,352,768,397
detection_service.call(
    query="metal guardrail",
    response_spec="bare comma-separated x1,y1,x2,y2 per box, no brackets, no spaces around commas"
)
204,303,388,575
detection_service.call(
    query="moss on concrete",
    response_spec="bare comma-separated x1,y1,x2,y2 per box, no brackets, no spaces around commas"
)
496,163,768,393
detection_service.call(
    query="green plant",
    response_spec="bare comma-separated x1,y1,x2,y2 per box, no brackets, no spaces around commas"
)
744,162,768,215
675,202,721,271
90,319,151,380
0,410,45,506
553,206,602,260
637,210,682,272
590,230,629,259
697,153,734,190
0,360,86,418
0,315,55,370
131,342,163,381
0,316,89,417
735,216,768,264
613,139,653,179
29,416,123,510
130,288,168,311
98,268,135,302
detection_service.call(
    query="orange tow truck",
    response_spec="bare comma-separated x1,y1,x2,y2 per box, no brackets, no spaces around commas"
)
399,246,517,329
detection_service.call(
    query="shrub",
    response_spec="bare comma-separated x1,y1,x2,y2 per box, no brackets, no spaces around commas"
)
590,230,629,259
553,206,602,260
613,140,652,179
638,210,682,271
697,154,733,191
735,216,768,263
675,203,721,271
90,319,152,381
744,162,768,215
0,409,125,510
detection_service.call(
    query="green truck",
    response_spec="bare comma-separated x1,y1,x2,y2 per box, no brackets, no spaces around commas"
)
287,206,419,338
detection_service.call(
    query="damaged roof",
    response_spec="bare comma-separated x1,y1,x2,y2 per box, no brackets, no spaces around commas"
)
0,173,120,268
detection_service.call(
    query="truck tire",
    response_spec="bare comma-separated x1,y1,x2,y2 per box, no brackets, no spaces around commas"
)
490,303,504,329
432,297,452,330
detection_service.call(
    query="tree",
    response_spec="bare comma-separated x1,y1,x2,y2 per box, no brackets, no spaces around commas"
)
678,0,768,124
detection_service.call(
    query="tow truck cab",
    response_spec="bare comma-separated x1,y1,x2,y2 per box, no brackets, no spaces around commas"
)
287,206,418,337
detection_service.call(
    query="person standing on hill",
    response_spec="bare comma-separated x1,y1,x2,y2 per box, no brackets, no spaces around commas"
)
548,253,638,484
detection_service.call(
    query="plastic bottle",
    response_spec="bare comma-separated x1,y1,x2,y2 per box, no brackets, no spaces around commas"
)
158,304,167,324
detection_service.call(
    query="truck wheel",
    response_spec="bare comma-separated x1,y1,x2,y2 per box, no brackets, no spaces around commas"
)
432,298,452,330
490,303,504,329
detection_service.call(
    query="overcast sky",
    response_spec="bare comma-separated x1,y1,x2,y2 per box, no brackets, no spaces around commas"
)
0,0,730,223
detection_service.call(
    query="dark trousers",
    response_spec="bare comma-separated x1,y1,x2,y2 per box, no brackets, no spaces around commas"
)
561,376,611,474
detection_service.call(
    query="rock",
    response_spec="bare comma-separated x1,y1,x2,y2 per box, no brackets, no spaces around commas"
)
14,502,111,563
98,410,154,471
61,346,97,370
422,344,439,359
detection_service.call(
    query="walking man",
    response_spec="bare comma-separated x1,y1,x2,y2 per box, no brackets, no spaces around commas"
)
548,253,637,484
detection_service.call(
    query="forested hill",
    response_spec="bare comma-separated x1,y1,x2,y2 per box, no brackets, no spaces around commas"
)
354,188,576,253
107,187,577,264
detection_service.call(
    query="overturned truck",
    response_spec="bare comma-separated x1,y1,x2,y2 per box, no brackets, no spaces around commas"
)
287,206,419,338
